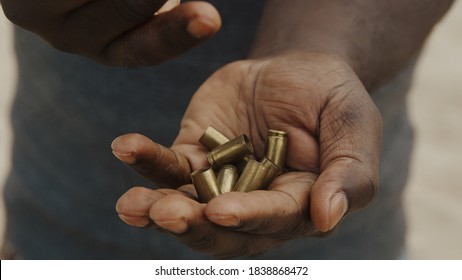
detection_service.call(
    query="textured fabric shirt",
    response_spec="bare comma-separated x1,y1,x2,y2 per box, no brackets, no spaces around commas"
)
4,0,415,259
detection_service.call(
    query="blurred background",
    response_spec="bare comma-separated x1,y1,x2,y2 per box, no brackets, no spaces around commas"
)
1,3,461,259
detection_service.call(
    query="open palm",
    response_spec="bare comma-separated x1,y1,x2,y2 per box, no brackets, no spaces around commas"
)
113,52,383,258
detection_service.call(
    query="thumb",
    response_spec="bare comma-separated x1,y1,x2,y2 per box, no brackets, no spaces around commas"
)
310,160,378,232
111,133,191,188
310,83,383,232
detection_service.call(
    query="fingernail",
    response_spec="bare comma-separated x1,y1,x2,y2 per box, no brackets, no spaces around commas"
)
210,215,240,227
155,219,188,234
157,0,180,14
112,151,136,164
187,17,216,38
118,214,150,228
328,193,348,231
111,138,137,164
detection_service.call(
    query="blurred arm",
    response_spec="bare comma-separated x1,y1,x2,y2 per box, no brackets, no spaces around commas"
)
249,0,454,90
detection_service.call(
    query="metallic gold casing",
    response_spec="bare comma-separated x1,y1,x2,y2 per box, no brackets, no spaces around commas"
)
265,129,288,171
198,126,254,172
207,134,254,169
217,165,239,193
236,154,255,173
233,159,281,192
191,168,221,203
260,158,282,187
199,126,229,150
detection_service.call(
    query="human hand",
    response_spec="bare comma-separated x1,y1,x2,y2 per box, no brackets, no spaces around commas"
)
112,52,383,258
0,0,221,66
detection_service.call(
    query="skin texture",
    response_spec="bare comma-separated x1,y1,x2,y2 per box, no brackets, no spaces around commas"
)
2,0,453,258
113,52,383,258
0,0,221,65
111,0,453,258
249,0,454,90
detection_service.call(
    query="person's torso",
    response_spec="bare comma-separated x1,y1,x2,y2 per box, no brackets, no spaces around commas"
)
4,0,414,259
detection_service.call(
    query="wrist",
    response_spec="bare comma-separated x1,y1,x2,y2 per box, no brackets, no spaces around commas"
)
249,50,359,82
249,47,375,92
247,0,453,92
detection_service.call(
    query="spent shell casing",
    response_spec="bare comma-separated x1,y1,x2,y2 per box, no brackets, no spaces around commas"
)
217,165,239,193
236,154,255,173
199,125,230,150
207,134,254,169
265,129,288,171
198,126,255,171
260,157,282,187
233,159,281,192
191,168,221,203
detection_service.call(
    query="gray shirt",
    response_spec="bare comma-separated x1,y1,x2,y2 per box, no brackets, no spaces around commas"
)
3,0,413,259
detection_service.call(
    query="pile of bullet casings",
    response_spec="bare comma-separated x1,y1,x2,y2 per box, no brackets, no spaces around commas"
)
191,126,287,203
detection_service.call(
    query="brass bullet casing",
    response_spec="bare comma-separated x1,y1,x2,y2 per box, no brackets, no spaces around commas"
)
199,125,229,150
236,154,255,173
260,158,282,187
217,165,239,193
191,168,221,203
233,159,281,192
265,129,288,171
207,134,254,169
198,126,254,172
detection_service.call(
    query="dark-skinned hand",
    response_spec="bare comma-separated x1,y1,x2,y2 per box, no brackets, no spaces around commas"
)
1,0,221,66
112,52,383,258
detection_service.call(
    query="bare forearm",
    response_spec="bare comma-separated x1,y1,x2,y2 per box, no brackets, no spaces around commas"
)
249,0,454,90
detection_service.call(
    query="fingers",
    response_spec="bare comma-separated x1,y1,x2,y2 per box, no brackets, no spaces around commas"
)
117,184,282,258
9,0,221,66
103,1,221,66
111,133,192,188
0,1,88,25
148,189,281,258
116,186,170,227
116,185,195,227
46,0,170,52
149,191,205,234
64,0,221,65
205,172,319,238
